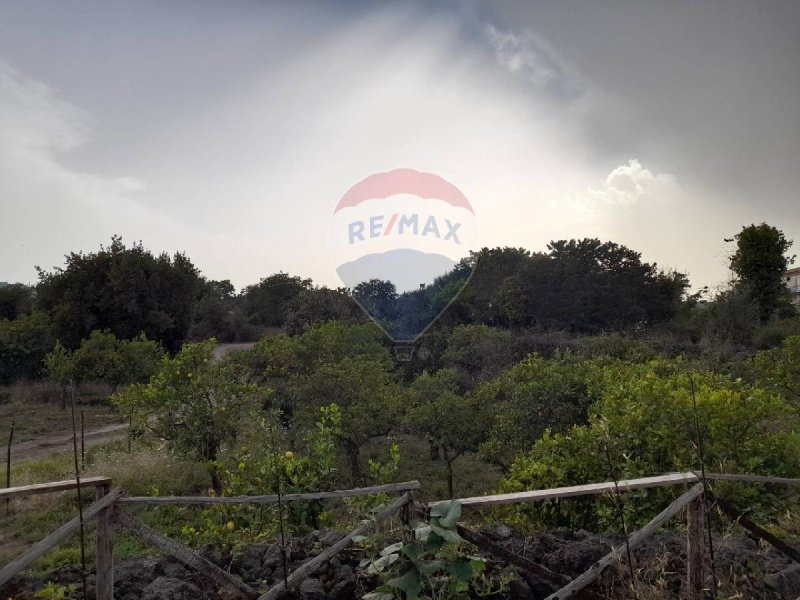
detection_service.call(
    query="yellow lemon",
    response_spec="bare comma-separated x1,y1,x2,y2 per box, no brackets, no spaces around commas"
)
226,521,235,532
284,451,294,459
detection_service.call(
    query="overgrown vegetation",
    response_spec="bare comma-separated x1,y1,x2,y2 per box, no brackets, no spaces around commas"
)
1,224,799,597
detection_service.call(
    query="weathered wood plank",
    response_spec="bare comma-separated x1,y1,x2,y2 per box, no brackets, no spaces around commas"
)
544,483,704,600
432,473,699,509
260,492,413,600
118,481,420,506
712,494,800,564
0,487,123,587
0,476,112,501
114,508,257,597
686,496,705,599
456,524,570,587
95,484,114,600
705,473,800,485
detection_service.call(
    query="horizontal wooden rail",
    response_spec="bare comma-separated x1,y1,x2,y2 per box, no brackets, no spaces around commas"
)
545,483,705,600
0,476,112,501
431,472,699,509
118,480,420,505
0,487,123,587
705,473,800,485
260,491,414,600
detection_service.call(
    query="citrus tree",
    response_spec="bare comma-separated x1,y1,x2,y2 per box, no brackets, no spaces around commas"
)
112,339,261,491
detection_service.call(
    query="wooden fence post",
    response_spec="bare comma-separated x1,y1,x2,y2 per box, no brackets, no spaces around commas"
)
95,483,114,600
686,496,705,599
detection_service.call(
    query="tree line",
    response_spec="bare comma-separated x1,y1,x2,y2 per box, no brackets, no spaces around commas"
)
0,223,795,387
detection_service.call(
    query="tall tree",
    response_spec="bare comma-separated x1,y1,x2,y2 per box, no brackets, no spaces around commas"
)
241,272,312,328
0,283,34,321
729,223,795,322
36,236,201,352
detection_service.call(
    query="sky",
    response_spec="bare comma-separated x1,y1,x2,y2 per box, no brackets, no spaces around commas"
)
0,0,798,293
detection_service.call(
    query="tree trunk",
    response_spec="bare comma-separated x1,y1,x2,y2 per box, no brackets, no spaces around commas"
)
208,463,223,495
442,446,455,499
344,440,361,481
429,438,440,461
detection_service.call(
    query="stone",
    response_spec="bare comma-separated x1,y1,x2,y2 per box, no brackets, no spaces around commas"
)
484,523,514,540
329,578,357,600
263,543,286,569
298,577,325,600
765,564,800,596
140,576,203,600
508,577,534,600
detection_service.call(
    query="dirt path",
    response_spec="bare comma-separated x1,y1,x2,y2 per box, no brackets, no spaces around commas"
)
9,422,129,463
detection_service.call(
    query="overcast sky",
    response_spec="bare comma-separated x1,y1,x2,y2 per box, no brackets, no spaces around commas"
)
1,0,798,292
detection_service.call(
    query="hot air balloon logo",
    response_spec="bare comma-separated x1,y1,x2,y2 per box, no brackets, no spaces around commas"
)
328,169,478,344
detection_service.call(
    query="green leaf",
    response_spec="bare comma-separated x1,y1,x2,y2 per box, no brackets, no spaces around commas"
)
380,541,405,556
445,558,472,581
437,501,462,529
430,523,462,544
387,569,422,600
417,560,446,576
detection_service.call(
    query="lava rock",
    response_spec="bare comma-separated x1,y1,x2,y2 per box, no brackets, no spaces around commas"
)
766,564,800,597
329,578,357,600
298,577,325,600
484,524,514,540
140,576,203,600
508,577,534,600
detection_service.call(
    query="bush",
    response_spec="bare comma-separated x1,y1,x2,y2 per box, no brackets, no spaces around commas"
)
502,358,800,529
476,352,604,470
0,312,55,384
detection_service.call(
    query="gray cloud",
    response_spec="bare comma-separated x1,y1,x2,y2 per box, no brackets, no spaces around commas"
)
0,1,797,291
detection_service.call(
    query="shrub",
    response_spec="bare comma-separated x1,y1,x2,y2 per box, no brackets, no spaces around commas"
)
502,359,800,529
0,312,55,384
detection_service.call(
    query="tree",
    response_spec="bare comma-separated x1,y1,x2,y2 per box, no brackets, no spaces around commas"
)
352,279,398,329
441,324,515,389
241,272,312,328
729,223,794,322
292,355,399,480
284,286,365,334
190,279,242,342
502,359,800,529
754,335,800,411
0,312,55,385
112,339,261,492
36,236,201,352
73,331,163,390
405,368,486,498
44,341,75,409
0,283,34,321
235,321,391,457
475,352,601,470
45,331,164,407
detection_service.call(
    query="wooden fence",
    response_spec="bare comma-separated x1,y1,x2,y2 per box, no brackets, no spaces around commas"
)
2,472,799,600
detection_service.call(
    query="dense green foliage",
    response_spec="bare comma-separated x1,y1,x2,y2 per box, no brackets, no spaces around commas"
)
0,311,55,384
241,272,312,328
729,223,795,322
112,339,261,490
476,352,603,470
45,330,163,390
0,283,34,320
364,500,489,600
36,237,201,352
502,356,800,528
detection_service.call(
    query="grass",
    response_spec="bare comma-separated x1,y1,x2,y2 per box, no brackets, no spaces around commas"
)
362,433,503,502
0,439,209,568
0,383,121,444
